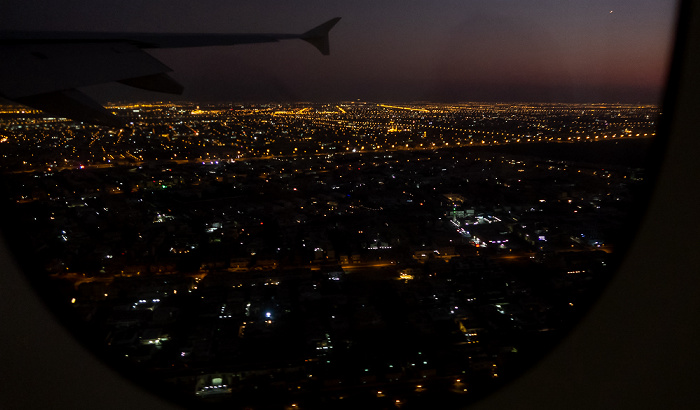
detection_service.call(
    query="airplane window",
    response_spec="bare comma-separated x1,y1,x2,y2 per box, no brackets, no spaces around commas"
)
0,1,681,409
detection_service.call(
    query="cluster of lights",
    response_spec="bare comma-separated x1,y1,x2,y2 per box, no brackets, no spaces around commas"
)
219,304,232,319
398,273,414,281
132,298,160,309
367,244,392,250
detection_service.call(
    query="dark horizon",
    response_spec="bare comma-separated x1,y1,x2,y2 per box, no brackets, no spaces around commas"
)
94,99,662,107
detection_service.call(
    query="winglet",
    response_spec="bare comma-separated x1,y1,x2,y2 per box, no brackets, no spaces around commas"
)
300,17,341,55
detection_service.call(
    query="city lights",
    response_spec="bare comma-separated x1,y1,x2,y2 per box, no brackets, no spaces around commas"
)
0,100,654,408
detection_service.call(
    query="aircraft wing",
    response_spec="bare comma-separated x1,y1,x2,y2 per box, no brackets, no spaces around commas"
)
0,17,340,127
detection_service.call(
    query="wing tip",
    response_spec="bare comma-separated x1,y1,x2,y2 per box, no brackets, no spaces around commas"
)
300,17,341,55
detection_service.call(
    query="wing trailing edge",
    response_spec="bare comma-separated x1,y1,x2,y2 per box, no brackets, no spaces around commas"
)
117,73,184,94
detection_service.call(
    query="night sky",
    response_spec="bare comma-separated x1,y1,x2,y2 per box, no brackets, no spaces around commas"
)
0,1,678,104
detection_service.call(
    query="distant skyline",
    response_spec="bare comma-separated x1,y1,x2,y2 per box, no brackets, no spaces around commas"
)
0,1,678,104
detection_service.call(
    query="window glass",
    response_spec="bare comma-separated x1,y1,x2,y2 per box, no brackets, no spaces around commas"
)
0,1,678,409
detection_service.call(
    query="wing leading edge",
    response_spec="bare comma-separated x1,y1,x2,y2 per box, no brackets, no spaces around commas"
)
0,17,340,126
